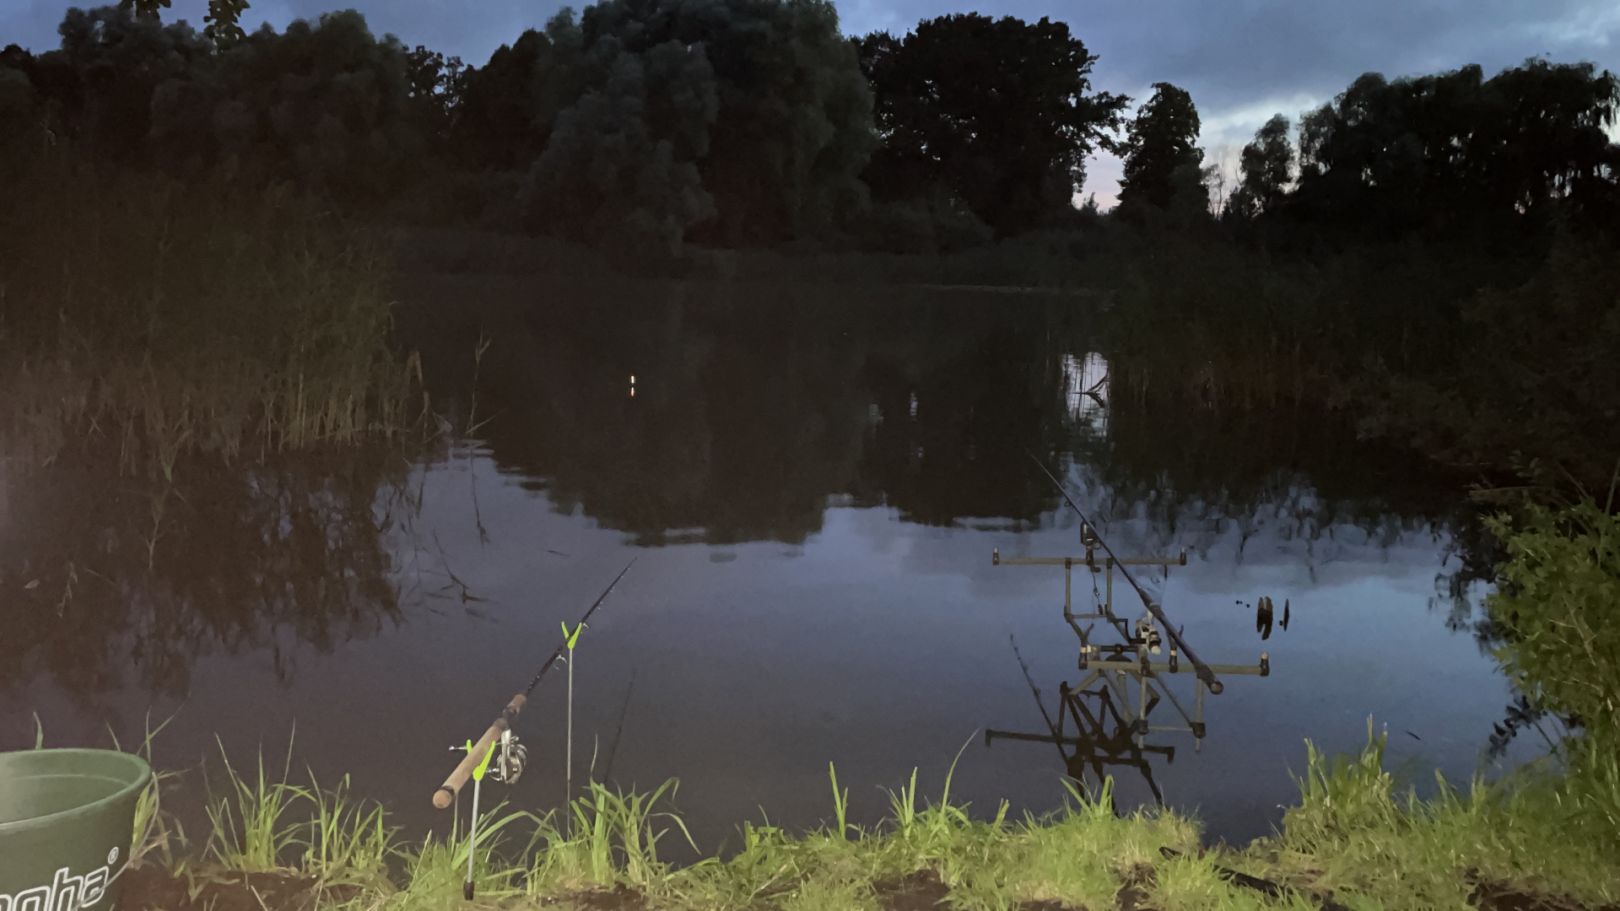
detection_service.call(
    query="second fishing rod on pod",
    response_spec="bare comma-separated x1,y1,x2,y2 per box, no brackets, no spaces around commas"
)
432,558,636,899
1025,452,1224,695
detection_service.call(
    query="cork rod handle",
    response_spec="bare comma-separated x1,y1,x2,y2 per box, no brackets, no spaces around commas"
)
432,694,526,809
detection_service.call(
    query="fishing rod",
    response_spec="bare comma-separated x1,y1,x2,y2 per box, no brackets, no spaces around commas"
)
431,558,637,810
1025,453,1225,696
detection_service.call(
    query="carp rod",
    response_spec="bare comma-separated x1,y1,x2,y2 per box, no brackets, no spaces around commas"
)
431,557,637,810
1026,453,1225,696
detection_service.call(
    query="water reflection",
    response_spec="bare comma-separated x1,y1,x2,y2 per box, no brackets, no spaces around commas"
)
0,450,413,699
3,280,1479,705
0,278,1525,844
1061,352,1109,436
414,278,1464,548
988,637,1178,806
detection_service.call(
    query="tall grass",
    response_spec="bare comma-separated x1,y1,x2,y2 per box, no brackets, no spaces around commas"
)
527,779,696,894
0,145,422,479
121,735,1620,910
197,740,396,893
112,714,185,869
385,807,531,910
1254,725,1620,909
299,772,396,888
202,740,306,872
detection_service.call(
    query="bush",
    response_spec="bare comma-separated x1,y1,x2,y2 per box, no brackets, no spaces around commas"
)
1485,496,1620,840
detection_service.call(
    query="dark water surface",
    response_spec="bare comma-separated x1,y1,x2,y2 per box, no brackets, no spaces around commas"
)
2,276,1527,851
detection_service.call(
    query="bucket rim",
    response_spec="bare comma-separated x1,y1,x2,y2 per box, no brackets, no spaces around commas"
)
0,748,154,836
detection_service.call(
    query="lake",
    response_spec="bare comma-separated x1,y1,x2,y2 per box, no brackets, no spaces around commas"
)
0,275,1530,852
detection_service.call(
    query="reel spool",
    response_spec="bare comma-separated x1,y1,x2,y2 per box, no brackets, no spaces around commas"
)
1135,616,1163,655
490,730,528,785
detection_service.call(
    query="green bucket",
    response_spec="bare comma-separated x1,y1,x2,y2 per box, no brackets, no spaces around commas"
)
0,749,152,911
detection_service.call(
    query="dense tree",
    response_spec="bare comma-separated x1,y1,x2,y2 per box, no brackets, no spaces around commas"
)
7,6,424,200
9,2,1618,252
195,11,423,199
404,44,467,147
1292,61,1620,235
452,28,564,170
47,7,212,155
117,0,171,17
0,45,35,125
523,20,719,253
1117,82,1206,222
577,0,875,242
1228,114,1292,219
118,0,245,45
454,0,872,244
856,14,1126,235
204,0,249,46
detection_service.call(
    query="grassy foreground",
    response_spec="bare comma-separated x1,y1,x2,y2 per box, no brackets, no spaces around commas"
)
115,731,1620,911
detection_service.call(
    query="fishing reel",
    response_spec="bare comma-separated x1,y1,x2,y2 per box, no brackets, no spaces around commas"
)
491,730,528,785
1135,615,1163,655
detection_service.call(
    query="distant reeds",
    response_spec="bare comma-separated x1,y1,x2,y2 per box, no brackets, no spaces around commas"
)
0,145,422,479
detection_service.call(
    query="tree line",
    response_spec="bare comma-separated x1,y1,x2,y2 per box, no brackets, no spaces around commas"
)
2,0,1616,254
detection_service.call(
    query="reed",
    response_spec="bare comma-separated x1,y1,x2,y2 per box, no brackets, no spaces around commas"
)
0,146,423,479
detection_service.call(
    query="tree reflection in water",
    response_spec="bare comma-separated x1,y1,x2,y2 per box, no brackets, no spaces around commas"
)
0,448,415,699
4,278,1501,734
429,277,1472,556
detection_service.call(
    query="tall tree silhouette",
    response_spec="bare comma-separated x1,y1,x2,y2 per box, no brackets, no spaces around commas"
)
1228,114,1293,219
523,11,719,254
453,27,575,171
578,0,874,243
857,14,1127,235
1293,61,1620,235
1117,82,1206,222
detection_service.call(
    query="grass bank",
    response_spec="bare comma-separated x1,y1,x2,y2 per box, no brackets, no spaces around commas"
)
108,729,1620,911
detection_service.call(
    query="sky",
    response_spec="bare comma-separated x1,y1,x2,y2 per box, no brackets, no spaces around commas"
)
3,0,1618,205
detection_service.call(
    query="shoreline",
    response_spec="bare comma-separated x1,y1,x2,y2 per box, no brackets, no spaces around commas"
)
107,733,1620,911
